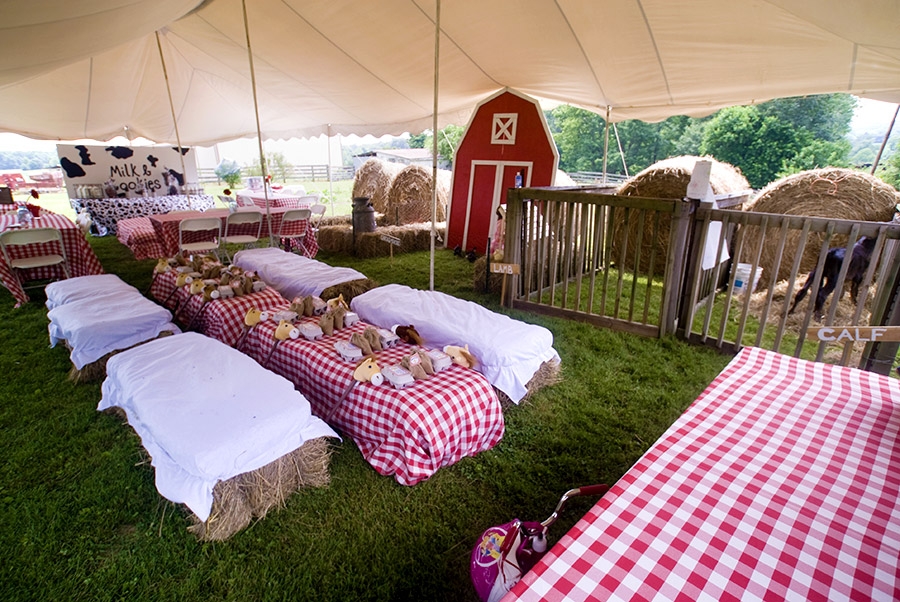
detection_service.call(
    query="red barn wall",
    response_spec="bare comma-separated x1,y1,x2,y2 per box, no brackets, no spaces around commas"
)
447,90,558,254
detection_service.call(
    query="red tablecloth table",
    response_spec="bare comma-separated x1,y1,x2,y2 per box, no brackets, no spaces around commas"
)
149,208,318,258
116,216,166,260
0,211,104,307
150,269,288,346
505,346,900,602
242,308,505,486
235,190,315,209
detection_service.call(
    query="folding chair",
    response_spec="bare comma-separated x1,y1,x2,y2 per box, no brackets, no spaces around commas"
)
178,217,221,261
0,227,70,290
276,208,311,255
220,210,263,263
307,203,326,244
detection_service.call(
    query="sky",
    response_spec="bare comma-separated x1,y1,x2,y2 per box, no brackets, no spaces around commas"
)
1,96,897,163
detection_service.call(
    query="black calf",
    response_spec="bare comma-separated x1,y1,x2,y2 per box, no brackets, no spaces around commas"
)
789,236,876,317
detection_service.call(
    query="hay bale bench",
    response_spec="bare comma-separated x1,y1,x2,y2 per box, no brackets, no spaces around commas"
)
350,284,561,404
98,332,339,540
239,305,505,486
233,247,377,303
47,277,180,382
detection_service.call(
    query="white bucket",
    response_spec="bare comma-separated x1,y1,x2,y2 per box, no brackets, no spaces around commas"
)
733,263,761,295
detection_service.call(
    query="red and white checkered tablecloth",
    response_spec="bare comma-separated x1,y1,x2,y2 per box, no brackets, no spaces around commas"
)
241,308,505,486
505,346,900,602
0,212,104,307
149,208,318,258
116,216,166,260
149,269,287,346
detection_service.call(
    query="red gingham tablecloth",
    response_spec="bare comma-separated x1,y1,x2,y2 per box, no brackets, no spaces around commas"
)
241,308,505,486
505,346,900,601
116,216,166,260
149,269,287,346
0,212,104,307
236,190,315,210
149,208,318,258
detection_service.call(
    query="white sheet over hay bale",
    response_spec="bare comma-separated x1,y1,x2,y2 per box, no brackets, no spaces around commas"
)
352,159,404,214
741,168,900,290
614,155,750,275
384,165,451,226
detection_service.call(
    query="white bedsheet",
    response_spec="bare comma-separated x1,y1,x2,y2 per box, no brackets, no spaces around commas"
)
98,332,339,522
233,247,365,298
351,284,559,403
45,274,140,310
48,293,180,369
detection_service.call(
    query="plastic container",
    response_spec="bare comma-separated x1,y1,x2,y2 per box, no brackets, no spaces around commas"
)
733,263,761,295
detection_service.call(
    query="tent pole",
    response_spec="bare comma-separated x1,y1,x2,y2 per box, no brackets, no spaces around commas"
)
242,0,272,245
602,106,610,184
430,0,441,292
613,122,629,177
871,104,900,175
155,31,189,199
327,126,335,216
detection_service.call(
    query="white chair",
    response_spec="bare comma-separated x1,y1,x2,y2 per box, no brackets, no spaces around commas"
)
276,208,312,255
178,217,221,260
294,193,321,208
308,203,326,237
220,211,263,263
0,227,70,289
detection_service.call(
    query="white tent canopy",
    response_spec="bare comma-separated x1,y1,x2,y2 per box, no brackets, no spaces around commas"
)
1,0,899,145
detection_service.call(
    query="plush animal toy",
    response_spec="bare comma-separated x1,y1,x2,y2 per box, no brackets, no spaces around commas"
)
327,356,383,422
443,344,476,369
175,272,193,288
326,294,349,311
234,307,269,350
154,257,170,274
263,320,300,367
393,324,424,346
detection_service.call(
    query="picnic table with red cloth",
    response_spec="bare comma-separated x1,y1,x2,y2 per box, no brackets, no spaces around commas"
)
234,189,316,209
149,269,288,346
0,211,104,307
504,346,900,602
149,207,318,258
241,307,505,485
116,216,166,260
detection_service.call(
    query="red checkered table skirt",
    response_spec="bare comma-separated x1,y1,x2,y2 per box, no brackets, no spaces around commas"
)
150,269,288,346
242,308,505,486
505,346,900,601
116,216,166,260
0,212,104,307
149,208,318,259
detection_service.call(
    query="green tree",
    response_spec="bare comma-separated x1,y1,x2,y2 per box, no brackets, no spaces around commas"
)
214,159,243,188
407,133,427,149
247,151,292,182
423,124,465,166
700,105,801,187
878,140,900,189
551,104,607,172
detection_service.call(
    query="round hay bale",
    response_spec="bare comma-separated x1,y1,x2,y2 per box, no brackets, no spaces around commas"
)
383,165,451,226
613,156,750,275
555,170,578,187
741,168,900,289
352,159,404,214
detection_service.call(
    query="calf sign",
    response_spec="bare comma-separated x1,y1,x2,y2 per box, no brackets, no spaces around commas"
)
807,326,900,343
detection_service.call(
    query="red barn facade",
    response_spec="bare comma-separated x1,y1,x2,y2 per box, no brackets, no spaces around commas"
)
446,89,558,254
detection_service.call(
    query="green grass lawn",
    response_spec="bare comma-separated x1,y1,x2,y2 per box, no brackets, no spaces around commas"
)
0,234,731,601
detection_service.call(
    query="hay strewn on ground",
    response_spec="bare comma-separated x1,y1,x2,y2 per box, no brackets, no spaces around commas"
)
744,278,875,366
613,155,750,275
188,437,333,541
351,159,404,214
383,165,451,226
740,168,900,289
473,255,504,294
